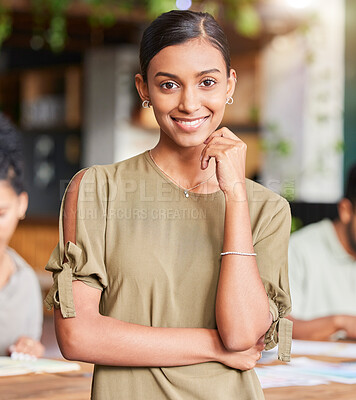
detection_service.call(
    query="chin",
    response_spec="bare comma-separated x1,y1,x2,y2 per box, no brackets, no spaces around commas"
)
175,136,206,149
159,129,203,148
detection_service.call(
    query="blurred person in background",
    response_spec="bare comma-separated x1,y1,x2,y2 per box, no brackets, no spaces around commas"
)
0,113,44,357
288,163,356,340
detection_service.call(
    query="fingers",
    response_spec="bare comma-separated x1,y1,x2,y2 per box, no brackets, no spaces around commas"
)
204,127,239,144
254,347,264,363
244,350,262,370
200,143,232,169
200,128,246,170
10,337,44,358
200,141,246,170
32,341,45,358
15,337,34,354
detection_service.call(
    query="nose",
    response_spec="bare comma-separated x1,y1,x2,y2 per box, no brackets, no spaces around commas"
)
178,86,201,114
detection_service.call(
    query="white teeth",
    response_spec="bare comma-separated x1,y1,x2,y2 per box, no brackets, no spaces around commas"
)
175,117,205,127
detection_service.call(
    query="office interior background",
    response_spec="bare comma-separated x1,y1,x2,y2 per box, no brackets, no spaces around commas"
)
1,0,355,356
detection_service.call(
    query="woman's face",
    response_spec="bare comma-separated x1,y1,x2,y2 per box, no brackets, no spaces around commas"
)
136,38,236,148
0,181,28,249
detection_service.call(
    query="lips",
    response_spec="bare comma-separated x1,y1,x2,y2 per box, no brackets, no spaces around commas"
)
171,116,209,130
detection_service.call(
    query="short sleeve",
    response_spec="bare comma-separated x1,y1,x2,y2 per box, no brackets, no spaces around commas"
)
254,198,293,362
44,166,108,318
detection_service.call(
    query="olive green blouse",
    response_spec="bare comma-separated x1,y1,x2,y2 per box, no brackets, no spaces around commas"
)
45,150,292,400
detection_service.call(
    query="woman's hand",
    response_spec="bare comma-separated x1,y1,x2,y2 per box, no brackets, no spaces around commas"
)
200,127,247,196
8,336,45,358
215,334,265,371
334,315,356,339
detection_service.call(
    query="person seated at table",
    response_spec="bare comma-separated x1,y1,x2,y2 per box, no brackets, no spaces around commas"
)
0,113,44,357
288,163,356,340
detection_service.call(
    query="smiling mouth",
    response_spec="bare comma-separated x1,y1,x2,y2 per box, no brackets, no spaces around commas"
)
171,116,209,128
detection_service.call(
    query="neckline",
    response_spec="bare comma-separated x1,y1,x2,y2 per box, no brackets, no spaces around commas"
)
143,150,224,198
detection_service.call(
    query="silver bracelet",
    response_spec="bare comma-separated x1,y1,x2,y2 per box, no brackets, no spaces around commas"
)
220,251,257,256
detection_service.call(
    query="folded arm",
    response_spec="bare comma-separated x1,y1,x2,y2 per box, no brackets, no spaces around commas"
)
215,186,272,352
54,170,264,369
55,281,265,368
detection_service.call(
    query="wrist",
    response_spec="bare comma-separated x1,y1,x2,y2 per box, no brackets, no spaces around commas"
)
223,183,248,202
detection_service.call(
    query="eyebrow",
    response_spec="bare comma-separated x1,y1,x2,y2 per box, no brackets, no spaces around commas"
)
154,68,221,79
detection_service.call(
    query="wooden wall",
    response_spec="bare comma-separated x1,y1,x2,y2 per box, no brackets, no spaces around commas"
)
9,218,59,298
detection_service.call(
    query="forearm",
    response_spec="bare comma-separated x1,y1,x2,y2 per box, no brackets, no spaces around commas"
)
216,186,271,350
55,308,226,367
288,315,341,340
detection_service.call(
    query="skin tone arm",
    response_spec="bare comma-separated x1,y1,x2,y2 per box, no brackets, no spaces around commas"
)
55,170,265,368
288,315,356,341
201,128,272,351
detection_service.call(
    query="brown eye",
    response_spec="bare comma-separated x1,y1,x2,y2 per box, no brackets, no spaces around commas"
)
200,79,216,87
161,81,178,90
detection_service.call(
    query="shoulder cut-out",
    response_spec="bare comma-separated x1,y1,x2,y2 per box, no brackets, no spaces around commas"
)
63,169,88,249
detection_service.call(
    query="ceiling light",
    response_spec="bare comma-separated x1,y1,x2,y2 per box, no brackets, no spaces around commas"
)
176,0,192,11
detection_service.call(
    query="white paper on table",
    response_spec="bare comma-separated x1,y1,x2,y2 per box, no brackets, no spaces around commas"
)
259,347,278,364
0,357,81,377
259,339,356,364
289,357,356,384
256,357,356,388
255,364,329,389
291,340,356,358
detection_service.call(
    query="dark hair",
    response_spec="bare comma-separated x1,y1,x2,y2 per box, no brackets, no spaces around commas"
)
0,113,25,195
345,163,356,208
140,10,231,81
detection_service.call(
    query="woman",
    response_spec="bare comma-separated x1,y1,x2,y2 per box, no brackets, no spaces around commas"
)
0,114,44,358
45,10,292,399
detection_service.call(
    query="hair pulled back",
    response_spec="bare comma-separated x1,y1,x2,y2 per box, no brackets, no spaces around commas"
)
0,113,25,195
140,10,231,81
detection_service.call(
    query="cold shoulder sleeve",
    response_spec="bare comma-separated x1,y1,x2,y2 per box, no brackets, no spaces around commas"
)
44,166,108,318
253,197,293,362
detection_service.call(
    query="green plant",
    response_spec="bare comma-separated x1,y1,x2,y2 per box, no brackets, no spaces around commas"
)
234,3,261,38
291,215,303,233
0,6,12,47
260,122,293,158
1,0,261,52
29,0,70,52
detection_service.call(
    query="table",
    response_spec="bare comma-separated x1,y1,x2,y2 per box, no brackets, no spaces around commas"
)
263,355,356,400
265,383,356,400
0,362,93,400
1,358,356,399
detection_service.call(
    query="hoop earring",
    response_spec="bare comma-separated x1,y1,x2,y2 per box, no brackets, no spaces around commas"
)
226,97,234,105
142,100,151,108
